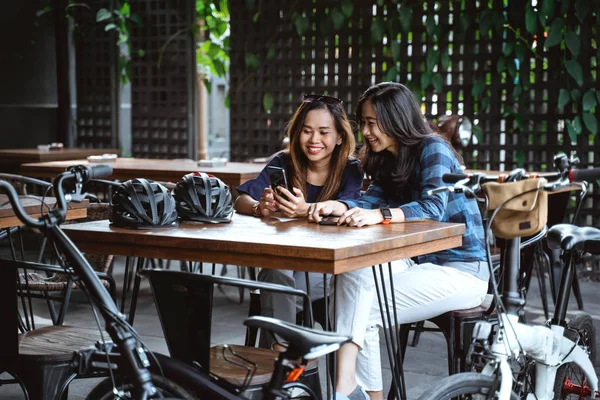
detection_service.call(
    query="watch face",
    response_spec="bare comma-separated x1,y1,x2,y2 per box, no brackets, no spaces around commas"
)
381,208,392,219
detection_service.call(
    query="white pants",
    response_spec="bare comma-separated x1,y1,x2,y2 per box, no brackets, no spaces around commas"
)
332,259,489,391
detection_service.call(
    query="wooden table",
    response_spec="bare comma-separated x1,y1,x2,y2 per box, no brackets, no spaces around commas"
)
0,148,119,174
62,214,463,275
0,195,87,229
21,158,265,189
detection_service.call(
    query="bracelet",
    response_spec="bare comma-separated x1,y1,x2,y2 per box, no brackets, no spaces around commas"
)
252,201,261,216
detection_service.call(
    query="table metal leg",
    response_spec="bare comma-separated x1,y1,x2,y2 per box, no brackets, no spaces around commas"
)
372,264,406,400
128,257,146,324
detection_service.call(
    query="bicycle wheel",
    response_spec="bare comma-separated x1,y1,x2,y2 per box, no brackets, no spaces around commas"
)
86,373,197,400
553,313,597,399
418,372,519,400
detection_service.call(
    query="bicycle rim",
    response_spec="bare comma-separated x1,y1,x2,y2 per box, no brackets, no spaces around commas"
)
418,372,519,400
553,313,596,399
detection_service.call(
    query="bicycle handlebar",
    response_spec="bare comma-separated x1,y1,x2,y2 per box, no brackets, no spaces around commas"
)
0,164,113,229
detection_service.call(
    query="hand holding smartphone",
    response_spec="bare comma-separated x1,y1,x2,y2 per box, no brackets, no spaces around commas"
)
267,166,290,200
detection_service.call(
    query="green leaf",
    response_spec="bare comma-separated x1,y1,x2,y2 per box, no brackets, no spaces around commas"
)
441,52,450,71
574,0,590,23
266,45,277,60
515,42,526,62
391,41,401,63
565,59,584,86
341,0,354,17
496,57,506,74
252,12,260,22
399,7,412,32
564,32,580,58
573,115,583,135
432,75,443,93
384,66,398,82
525,6,537,35
508,59,517,77
472,79,484,98
571,89,582,102
120,2,130,16
515,151,525,168
583,90,597,111
104,23,117,31
541,0,555,20
370,19,385,43
244,53,260,71
544,19,564,48
294,15,309,36
96,8,112,22
262,92,274,112
558,89,571,108
225,94,230,109
566,120,577,143
204,78,212,94
426,50,439,71
502,42,514,57
421,72,432,89
426,14,436,36
479,9,493,37
513,84,522,99
331,8,345,30
583,112,598,134
137,48,145,57
515,113,524,130
473,125,484,143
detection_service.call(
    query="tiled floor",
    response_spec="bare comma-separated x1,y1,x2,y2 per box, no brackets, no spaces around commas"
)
2,242,599,399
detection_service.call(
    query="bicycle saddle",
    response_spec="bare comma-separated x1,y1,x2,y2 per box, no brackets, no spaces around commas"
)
547,224,600,254
244,316,352,359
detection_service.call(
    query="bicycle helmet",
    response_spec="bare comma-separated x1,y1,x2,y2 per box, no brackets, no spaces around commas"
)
110,178,178,229
173,172,233,223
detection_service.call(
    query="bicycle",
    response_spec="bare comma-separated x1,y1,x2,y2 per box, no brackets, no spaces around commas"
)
418,157,600,400
0,165,352,400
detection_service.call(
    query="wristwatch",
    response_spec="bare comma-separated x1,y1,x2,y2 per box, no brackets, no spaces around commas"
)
380,208,392,224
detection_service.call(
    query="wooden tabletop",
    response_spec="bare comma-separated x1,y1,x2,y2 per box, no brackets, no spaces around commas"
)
0,148,119,164
0,195,88,229
62,214,464,275
21,158,265,188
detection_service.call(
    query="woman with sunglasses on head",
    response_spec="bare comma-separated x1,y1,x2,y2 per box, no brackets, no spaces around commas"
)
235,94,363,347
308,83,489,400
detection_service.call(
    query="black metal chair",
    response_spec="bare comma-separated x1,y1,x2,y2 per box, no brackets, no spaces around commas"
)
140,269,323,398
0,260,106,400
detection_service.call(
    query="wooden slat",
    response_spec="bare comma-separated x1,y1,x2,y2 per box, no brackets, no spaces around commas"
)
0,195,88,229
21,159,265,188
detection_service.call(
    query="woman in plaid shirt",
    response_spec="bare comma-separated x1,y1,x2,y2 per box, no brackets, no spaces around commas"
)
309,82,489,400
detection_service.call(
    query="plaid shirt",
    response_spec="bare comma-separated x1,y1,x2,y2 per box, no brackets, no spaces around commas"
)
341,137,486,266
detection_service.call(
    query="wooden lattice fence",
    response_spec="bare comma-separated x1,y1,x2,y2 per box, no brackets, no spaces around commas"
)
230,0,599,227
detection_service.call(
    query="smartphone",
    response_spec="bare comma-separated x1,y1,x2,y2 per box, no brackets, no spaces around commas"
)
318,217,346,226
267,166,289,197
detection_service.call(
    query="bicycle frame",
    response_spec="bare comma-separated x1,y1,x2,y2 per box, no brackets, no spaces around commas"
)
479,235,598,400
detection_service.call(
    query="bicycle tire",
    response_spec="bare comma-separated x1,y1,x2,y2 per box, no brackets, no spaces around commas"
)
553,313,596,399
86,373,197,400
418,372,519,400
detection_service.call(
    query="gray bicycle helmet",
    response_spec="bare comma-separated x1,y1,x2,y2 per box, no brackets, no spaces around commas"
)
173,172,233,223
110,178,178,229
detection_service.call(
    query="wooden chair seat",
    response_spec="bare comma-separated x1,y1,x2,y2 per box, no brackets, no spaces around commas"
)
210,344,318,386
18,325,106,362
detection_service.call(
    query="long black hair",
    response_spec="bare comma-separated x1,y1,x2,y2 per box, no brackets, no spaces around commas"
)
356,82,462,197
